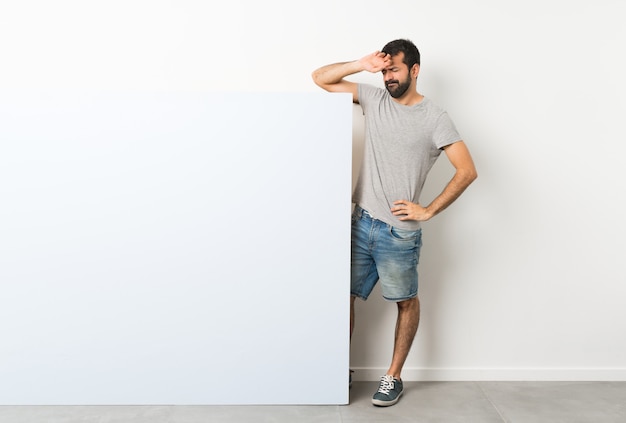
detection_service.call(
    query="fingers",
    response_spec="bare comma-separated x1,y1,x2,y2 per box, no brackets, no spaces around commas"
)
391,201,409,216
376,52,391,65
392,200,409,210
366,51,391,71
391,200,421,221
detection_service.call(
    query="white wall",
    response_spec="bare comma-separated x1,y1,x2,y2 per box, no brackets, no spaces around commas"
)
1,0,625,382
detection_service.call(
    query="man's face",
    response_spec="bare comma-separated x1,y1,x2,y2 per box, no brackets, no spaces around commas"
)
382,52,413,99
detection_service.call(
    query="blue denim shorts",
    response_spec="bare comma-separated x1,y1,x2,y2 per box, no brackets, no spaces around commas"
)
351,205,422,302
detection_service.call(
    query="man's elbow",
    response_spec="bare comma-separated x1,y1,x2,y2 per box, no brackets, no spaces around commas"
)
311,69,325,89
311,68,340,92
461,167,478,187
469,168,478,183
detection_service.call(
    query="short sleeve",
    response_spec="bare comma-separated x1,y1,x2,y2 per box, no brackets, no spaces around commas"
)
433,111,462,149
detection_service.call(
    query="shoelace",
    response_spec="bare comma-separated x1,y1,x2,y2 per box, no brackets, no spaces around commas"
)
377,375,395,395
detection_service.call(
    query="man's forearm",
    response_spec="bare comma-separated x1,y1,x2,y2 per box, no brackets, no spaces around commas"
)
311,60,363,86
312,52,390,95
425,168,477,219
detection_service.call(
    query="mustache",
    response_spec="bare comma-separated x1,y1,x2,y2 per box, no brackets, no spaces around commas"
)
385,80,399,86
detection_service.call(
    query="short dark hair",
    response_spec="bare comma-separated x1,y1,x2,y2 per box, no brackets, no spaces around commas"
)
381,39,420,69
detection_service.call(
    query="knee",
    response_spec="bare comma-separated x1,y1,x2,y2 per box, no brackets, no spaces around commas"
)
397,296,419,312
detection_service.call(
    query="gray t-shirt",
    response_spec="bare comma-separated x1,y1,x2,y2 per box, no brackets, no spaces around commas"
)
353,83,461,230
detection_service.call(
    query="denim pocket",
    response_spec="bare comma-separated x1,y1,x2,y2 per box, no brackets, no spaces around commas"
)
389,226,421,242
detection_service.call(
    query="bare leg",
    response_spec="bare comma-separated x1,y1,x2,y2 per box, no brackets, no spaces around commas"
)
386,296,420,379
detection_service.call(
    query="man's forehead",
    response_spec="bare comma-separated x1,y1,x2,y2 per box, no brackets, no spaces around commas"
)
385,52,406,69
390,52,405,62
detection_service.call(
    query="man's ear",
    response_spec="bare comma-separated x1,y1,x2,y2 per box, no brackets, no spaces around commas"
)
411,64,421,79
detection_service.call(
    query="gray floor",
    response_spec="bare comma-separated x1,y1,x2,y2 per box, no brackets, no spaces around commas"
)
1,381,625,422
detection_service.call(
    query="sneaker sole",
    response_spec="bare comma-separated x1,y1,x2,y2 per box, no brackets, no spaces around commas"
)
371,390,403,407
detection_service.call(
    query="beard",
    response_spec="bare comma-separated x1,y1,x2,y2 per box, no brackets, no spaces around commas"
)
385,75,412,99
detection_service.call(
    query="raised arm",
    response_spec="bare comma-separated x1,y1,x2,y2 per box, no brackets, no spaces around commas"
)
311,51,392,103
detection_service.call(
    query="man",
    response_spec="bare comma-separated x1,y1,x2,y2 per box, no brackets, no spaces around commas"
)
312,39,477,406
